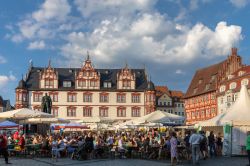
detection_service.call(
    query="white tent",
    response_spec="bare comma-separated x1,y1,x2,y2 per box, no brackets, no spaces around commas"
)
77,117,113,123
0,108,54,120
24,117,70,124
119,110,184,128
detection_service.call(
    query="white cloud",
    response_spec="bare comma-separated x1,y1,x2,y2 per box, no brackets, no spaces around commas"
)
27,40,46,50
175,69,185,74
6,0,243,68
74,0,157,18
61,16,242,66
0,56,7,64
0,74,16,90
32,0,71,22
190,0,199,10
230,0,249,8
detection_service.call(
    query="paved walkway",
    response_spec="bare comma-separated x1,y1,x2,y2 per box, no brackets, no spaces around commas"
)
0,157,248,166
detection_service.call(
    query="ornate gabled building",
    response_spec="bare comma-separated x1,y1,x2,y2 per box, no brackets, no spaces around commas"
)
155,86,185,123
15,55,156,121
184,48,244,125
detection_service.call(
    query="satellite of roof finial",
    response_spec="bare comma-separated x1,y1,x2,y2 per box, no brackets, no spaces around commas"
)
125,60,128,69
87,51,90,61
48,58,51,68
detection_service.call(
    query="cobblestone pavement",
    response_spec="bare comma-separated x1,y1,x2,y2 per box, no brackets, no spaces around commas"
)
0,157,248,166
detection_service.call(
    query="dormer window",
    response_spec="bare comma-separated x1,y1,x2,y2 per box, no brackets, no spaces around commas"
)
241,78,249,86
198,79,203,84
219,85,226,92
211,75,216,81
104,82,111,88
228,75,234,79
229,82,236,90
63,81,71,87
205,84,210,90
238,71,245,76
193,88,198,94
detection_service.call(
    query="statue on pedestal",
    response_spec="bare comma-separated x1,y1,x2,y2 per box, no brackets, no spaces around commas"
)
41,93,52,114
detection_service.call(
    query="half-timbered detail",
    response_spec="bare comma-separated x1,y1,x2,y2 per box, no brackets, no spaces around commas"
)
15,53,155,122
184,48,244,125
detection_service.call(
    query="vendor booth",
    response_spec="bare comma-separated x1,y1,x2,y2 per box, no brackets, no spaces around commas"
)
198,85,250,156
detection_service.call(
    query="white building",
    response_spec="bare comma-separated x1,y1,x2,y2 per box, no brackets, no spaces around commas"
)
155,86,185,123
15,56,156,122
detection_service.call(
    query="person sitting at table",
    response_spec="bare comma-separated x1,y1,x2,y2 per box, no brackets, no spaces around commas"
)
51,137,59,160
107,134,114,147
18,134,25,150
158,137,166,160
148,139,160,159
57,136,66,157
32,135,40,144
118,135,127,159
94,136,104,158
41,135,49,151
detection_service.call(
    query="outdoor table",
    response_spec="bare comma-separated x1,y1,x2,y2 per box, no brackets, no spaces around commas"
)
25,143,42,157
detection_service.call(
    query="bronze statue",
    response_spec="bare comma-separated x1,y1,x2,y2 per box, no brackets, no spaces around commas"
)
41,93,52,114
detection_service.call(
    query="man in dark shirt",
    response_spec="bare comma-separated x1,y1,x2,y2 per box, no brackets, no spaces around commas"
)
0,134,11,164
208,131,216,157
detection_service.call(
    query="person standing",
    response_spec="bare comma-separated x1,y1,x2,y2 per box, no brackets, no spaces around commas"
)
189,130,203,165
208,131,216,157
216,132,223,156
246,131,250,166
200,131,208,160
170,132,178,166
0,134,11,164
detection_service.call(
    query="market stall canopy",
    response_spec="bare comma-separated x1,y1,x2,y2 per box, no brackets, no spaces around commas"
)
0,108,54,119
124,110,184,125
52,122,89,129
77,117,113,123
0,120,19,129
198,85,250,127
23,117,70,124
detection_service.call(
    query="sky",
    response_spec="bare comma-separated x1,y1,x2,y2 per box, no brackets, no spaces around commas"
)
1,0,250,105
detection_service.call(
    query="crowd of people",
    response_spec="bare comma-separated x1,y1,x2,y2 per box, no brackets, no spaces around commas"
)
0,129,226,165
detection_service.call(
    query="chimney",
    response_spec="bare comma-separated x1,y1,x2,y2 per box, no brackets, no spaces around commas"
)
231,47,237,56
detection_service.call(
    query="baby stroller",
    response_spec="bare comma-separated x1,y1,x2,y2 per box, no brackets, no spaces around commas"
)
71,143,88,160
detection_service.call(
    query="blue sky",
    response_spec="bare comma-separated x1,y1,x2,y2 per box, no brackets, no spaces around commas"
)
0,0,250,105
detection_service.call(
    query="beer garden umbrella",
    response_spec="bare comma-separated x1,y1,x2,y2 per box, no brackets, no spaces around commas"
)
0,108,54,120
